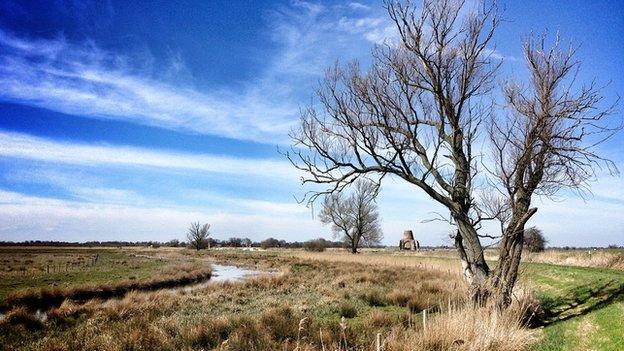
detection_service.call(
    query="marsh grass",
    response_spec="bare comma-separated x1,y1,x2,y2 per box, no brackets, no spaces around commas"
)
0,249,539,351
3,247,621,350
1,263,211,312
383,303,537,351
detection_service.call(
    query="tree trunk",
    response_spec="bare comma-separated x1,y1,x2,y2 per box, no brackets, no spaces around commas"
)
492,221,525,307
492,197,536,308
454,217,490,303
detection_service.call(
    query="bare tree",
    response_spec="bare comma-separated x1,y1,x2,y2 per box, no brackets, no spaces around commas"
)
187,222,210,251
487,34,619,306
523,227,546,253
319,180,383,253
242,238,252,248
288,0,620,306
289,0,499,300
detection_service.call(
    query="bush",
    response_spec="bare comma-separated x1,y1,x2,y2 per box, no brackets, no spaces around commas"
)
524,227,547,253
367,310,394,328
260,238,281,249
303,239,328,252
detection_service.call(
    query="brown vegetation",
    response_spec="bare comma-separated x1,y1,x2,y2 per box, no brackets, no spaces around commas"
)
0,250,538,350
1,263,211,312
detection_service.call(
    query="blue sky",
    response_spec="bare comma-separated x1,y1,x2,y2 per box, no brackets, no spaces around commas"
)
0,0,622,246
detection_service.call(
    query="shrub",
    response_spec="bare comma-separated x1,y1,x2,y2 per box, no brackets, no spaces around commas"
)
259,306,297,341
386,289,411,307
524,227,547,252
303,239,328,252
3,306,43,330
260,238,281,249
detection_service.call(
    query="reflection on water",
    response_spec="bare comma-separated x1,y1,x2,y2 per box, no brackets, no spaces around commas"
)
179,264,274,292
210,264,267,282
0,310,46,322
35,309,47,322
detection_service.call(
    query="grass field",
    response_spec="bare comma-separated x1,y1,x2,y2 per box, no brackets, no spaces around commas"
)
525,263,624,351
0,247,169,302
0,247,622,350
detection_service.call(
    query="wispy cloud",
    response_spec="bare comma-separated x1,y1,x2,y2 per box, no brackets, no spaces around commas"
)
347,2,371,11
0,29,297,143
0,131,297,179
0,2,397,144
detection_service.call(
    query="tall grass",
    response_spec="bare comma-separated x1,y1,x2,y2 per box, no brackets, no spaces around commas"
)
384,304,537,351
0,250,543,351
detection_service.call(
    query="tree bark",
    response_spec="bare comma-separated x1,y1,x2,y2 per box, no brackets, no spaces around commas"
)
454,218,490,303
492,223,524,307
492,197,537,307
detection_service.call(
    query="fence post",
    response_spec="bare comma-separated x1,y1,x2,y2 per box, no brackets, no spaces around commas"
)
422,309,427,331
376,333,381,351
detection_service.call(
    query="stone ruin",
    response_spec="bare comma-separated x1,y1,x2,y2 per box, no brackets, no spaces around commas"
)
399,230,420,251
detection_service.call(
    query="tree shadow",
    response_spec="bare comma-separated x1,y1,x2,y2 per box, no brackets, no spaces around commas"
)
534,278,624,327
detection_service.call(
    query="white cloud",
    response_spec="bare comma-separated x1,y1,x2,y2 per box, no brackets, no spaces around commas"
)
348,2,371,11
0,29,297,143
337,16,397,45
0,3,398,144
0,190,323,242
0,131,298,180
532,196,624,247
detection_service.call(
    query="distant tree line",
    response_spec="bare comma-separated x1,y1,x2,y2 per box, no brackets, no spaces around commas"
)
0,240,179,247
0,237,349,249
0,240,619,250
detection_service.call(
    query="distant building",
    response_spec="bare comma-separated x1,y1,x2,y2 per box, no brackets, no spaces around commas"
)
399,230,420,251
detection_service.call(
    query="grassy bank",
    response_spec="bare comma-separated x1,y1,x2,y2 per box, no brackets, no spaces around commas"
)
525,263,624,350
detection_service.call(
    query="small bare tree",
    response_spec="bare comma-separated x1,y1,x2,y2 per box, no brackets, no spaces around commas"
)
187,222,210,251
523,227,547,253
319,180,383,253
487,34,619,306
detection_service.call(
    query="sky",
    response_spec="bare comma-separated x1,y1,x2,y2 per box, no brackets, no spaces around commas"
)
0,0,622,247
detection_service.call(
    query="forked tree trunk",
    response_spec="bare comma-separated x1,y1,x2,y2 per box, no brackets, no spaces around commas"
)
454,218,491,303
493,222,525,308
492,196,537,307
347,231,360,254
350,244,358,254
